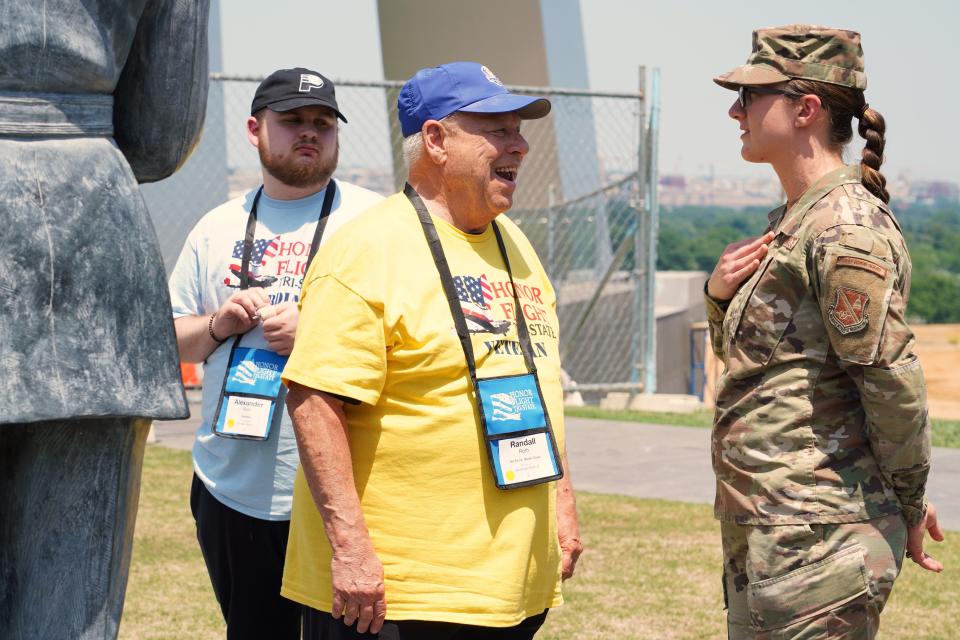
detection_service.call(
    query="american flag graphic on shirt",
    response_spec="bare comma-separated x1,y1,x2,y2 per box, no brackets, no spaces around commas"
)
224,236,280,286
453,274,510,335
454,274,491,310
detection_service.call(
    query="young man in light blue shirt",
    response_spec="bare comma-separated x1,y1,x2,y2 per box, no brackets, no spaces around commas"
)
168,67,383,639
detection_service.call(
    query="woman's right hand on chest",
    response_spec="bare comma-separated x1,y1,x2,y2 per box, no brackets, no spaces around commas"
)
707,231,775,301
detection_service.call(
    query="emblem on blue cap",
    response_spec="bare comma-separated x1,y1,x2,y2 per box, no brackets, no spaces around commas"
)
481,66,504,87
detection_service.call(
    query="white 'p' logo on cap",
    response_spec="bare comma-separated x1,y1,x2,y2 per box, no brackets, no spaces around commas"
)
481,66,504,87
299,74,324,93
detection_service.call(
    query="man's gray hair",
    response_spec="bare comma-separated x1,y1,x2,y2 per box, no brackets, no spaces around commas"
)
402,133,424,168
401,112,461,168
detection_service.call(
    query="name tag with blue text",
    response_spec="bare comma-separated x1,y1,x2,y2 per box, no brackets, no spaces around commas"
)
477,373,562,489
213,347,288,440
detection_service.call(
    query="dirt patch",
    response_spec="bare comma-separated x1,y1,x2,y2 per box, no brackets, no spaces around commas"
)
914,324,960,420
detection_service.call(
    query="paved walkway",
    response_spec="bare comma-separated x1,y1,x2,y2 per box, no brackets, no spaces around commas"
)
152,407,960,530
563,416,960,532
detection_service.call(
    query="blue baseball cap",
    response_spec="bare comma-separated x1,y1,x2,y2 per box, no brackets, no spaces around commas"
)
397,61,551,137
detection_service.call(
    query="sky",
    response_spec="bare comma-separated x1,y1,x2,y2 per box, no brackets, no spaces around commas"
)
220,0,959,182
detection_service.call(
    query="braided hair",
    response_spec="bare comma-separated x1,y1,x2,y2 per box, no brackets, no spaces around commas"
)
783,79,889,204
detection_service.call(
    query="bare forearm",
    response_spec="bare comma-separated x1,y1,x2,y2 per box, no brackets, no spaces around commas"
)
175,291,278,362
556,452,580,539
556,451,583,579
287,383,373,553
174,314,223,362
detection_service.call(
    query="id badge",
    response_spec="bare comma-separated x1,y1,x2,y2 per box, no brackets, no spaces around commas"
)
476,373,563,490
212,347,288,440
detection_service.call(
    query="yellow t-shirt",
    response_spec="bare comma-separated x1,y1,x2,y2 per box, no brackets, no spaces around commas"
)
281,193,565,626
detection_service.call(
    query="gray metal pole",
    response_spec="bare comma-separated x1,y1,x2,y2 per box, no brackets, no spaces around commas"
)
643,68,662,394
630,67,648,388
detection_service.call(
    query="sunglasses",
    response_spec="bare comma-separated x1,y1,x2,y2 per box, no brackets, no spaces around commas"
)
738,85,788,109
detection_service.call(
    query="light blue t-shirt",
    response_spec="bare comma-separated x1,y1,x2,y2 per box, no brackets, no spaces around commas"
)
168,182,384,520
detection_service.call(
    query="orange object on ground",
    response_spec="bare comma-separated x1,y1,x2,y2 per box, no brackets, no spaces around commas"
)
180,362,202,388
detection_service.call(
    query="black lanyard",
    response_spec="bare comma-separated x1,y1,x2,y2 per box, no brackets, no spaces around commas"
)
403,183,538,388
239,180,337,290
210,182,338,439
221,180,336,355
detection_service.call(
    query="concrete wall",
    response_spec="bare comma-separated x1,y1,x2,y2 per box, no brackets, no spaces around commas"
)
654,272,707,394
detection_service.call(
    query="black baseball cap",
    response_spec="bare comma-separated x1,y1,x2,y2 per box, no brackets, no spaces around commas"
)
250,67,347,122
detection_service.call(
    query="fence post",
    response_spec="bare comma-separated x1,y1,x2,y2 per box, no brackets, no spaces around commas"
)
643,68,662,394
630,67,648,390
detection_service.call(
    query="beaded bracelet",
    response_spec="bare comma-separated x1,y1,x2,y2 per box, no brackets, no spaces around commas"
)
208,312,227,344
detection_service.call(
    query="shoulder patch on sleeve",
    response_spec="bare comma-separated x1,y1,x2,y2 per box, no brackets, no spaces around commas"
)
819,243,898,365
828,287,870,334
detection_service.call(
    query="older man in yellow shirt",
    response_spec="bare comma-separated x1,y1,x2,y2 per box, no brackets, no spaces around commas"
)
281,61,582,639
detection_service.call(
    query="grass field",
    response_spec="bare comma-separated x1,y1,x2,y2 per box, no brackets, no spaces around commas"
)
565,406,960,449
120,446,960,639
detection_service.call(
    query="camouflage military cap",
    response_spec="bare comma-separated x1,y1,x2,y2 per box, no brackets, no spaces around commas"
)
714,25,867,91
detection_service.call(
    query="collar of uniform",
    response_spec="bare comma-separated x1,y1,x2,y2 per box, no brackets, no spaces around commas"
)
766,203,787,229
771,165,861,239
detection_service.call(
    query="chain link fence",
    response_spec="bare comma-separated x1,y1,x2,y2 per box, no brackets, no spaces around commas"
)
144,73,660,395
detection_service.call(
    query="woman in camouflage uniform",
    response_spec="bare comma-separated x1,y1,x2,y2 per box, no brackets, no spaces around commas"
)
705,25,944,639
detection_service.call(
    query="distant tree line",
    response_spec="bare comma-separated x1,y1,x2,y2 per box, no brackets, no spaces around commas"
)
657,204,960,323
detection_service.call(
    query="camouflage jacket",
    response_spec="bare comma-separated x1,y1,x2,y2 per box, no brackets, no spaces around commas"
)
705,165,930,527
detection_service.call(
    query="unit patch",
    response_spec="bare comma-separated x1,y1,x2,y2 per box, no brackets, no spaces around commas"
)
836,255,887,279
828,287,870,334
